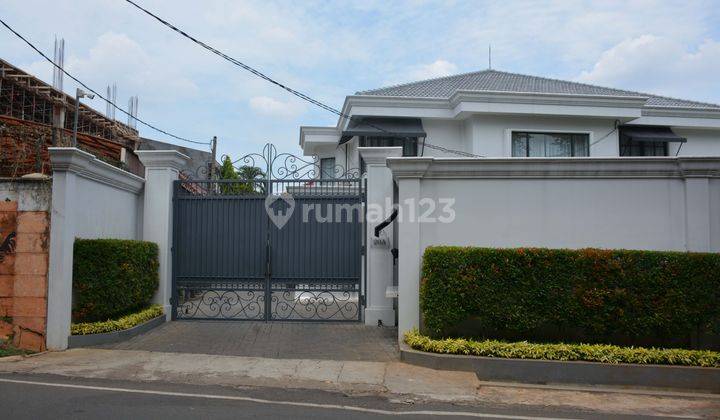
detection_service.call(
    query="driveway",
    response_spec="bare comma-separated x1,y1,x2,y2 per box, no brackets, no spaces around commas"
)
97,321,399,362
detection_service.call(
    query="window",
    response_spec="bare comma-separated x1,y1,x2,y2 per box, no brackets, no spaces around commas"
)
320,158,335,178
360,136,418,157
511,132,589,157
619,137,668,156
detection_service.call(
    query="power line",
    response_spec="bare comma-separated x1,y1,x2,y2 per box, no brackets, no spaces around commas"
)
123,0,342,118
590,120,620,147
0,18,210,146
122,0,482,158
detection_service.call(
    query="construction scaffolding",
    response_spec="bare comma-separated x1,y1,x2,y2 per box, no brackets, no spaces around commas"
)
0,58,139,149
0,58,143,177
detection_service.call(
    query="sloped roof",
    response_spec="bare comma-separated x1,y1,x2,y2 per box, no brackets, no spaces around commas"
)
357,69,720,110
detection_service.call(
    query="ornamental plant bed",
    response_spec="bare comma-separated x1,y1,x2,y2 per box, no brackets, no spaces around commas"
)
404,330,720,368
403,331,720,392
68,305,164,348
71,305,164,336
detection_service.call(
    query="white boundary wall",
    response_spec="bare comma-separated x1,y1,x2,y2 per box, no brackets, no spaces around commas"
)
387,156,720,340
46,148,187,350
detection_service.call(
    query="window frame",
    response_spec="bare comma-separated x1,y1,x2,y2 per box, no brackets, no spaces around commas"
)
507,129,593,157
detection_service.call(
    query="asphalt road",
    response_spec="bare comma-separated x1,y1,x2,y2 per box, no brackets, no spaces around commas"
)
0,373,657,420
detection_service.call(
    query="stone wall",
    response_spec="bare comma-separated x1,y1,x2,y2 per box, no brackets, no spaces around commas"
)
0,177,51,351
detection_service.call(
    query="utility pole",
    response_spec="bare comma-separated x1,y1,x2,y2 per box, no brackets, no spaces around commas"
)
209,136,217,180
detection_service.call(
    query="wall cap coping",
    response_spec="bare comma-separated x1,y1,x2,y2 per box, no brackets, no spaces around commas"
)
135,150,191,171
387,156,720,180
49,147,144,193
359,146,404,165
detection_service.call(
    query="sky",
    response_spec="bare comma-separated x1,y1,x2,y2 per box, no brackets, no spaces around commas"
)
2,0,719,160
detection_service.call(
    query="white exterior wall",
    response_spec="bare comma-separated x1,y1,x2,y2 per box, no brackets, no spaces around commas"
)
420,119,469,157
388,156,720,339
417,115,620,157
72,172,143,239
420,177,688,251
305,116,720,165
47,148,145,350
671,129,720,156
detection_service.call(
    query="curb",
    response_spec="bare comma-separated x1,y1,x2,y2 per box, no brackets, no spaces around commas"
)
400,345,720,393
68,314,165,348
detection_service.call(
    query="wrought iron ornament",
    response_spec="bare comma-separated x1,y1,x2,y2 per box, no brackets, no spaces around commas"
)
228,143,361,180
172,142,365,322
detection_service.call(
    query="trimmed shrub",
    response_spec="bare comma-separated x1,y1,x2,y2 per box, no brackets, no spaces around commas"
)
73,239,159,322
71,305,163,335
404,330,720,368
421,247,720,349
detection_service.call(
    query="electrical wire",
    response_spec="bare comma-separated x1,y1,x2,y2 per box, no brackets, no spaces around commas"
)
590,120,620,147
122,0,482,157
0,18,211,146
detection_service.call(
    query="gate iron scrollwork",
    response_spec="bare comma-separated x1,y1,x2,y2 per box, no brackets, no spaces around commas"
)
228,143,361,181
173,143,365,321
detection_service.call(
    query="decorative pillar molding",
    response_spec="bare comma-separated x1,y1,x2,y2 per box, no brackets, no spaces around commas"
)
46,147,145,350
136,150,190,321
359,147,403,327
678,159,715,252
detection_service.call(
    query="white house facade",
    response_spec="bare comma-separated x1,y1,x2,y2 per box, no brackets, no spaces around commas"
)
298,70,720,336
300,69,720,168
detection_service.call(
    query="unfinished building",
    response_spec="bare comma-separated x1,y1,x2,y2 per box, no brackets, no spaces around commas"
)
0,58,143,177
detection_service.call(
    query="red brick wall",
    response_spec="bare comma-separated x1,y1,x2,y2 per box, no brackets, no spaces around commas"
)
0,115,144,178
0,199,49,352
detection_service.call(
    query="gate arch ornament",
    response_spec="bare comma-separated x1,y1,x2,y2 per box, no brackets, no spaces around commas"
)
172,143,365,321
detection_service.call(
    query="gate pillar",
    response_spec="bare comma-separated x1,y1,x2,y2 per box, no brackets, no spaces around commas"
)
359,147,403,327
136,150,190,321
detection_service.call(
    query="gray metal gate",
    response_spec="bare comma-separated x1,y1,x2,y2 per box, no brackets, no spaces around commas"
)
171,144,364,321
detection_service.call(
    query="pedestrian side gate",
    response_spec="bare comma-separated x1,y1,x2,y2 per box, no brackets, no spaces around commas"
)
171,144,365,321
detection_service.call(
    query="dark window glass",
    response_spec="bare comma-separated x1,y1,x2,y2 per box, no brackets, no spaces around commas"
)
619,137,668,156
511,132,589,157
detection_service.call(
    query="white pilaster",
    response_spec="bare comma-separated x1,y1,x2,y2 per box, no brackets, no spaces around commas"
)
136,150,190,320
359,147,403,326
46,150,85,350
392,157,432,342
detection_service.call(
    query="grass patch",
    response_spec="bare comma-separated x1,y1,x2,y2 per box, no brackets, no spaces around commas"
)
404,330,720,368
71,305,163,336
0,340,29,358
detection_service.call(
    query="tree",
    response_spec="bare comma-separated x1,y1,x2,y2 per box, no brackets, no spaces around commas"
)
218,156,243,194
218,157,265,194
237,165,266,193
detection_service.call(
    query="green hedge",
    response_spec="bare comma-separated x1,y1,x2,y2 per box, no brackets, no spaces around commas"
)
421,247,720,349
73,239,159,323
404,330,720,368
71,305,163,335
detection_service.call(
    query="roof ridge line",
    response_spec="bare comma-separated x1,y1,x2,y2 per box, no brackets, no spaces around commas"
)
356,68,495,95
356,67,720,109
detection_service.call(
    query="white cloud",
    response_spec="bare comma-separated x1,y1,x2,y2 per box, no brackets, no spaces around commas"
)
409,60,458,80
384,59,458,86
249,96,306,118
576,35,720,103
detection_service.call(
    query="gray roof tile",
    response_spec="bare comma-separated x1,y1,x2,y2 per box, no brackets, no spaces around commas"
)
357,69,720,110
